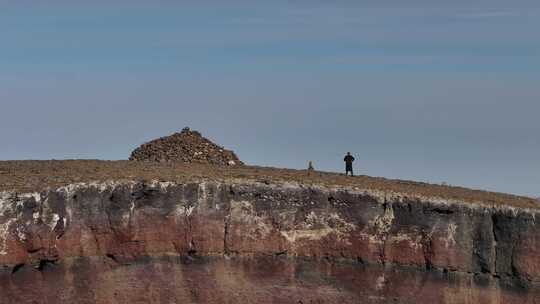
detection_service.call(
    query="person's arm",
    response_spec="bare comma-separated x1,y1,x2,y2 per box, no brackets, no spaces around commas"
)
352,157,355,162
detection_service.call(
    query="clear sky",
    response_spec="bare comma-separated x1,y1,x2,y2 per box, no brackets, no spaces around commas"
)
1,1,539,197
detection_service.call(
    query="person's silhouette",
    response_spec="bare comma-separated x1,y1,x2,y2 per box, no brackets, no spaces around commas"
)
344,152,355,176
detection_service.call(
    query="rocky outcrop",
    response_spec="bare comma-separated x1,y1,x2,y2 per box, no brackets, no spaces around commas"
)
129,128,243,165
0,180,539,303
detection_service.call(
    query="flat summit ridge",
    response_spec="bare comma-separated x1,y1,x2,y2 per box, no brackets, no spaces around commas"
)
0,160,536,210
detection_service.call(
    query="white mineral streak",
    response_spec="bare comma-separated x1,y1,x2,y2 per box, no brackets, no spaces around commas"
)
442,223,458,248
280,229,335,243
357,202,397,246
48,214,61,230
150,181,175,191
57,180,136,197
0,193,40,254
0,197,9,218
280,210,356,243
304,211,319,228
175,205,195,217
16,225,26,241
231,200,272,238
198,182,208,209
375,275,386,291
389,232,423,250
16,192,42,205
66,206,73,227
0,219,15,255
371,205,395,236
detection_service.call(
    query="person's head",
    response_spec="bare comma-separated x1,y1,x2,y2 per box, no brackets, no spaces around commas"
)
347,152,351,156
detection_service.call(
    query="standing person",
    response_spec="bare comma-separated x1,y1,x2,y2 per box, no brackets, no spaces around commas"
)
344,152,355,176
307,161,315,176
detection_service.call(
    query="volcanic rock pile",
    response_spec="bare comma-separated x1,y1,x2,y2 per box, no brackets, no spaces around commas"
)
129,127,243,165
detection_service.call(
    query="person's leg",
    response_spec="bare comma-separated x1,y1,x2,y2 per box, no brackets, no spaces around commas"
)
351,169,354,177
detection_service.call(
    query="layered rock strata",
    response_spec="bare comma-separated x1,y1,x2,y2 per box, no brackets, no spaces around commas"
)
0,180,538,303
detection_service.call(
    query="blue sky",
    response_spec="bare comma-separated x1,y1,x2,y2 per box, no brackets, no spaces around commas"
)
1,1,539,196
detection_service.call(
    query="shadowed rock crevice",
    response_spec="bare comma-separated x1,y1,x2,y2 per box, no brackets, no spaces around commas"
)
36,259,56,271
11,263,24,274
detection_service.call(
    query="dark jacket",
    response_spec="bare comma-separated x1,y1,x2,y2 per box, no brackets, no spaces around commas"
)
344,155,355,171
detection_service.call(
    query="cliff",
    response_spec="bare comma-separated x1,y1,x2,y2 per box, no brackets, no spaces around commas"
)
0,161,538,303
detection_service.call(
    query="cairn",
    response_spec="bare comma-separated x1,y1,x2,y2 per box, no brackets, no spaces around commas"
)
129,127,243,166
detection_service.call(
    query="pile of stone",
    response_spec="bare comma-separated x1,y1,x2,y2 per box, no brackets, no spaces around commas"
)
129,127,243,166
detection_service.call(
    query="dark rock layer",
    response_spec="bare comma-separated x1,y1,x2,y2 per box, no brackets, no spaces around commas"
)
0,180,538,303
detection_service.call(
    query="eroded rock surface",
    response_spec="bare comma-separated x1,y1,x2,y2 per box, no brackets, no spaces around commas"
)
0,180,539,303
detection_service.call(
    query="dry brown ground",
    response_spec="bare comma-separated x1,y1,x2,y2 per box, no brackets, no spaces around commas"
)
0,160,537,210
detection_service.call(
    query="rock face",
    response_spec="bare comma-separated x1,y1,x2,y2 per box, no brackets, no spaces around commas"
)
0,180,539,304
129,128,243,165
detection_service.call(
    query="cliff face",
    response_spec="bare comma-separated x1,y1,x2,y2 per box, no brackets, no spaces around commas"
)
0,180,539,304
